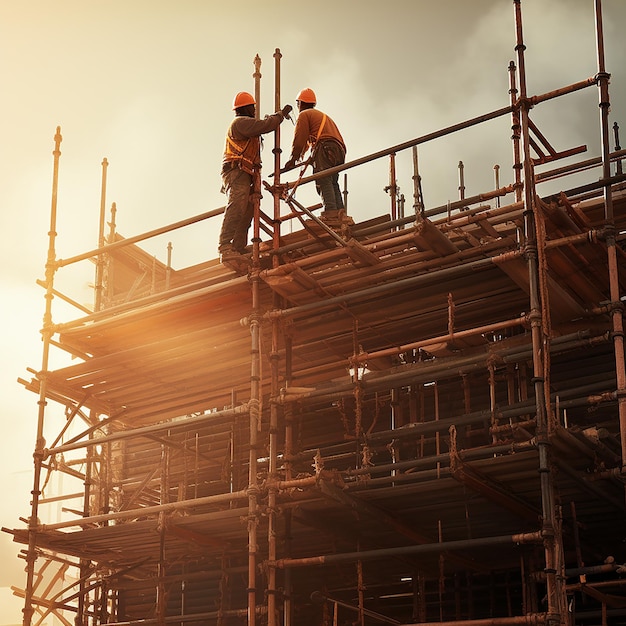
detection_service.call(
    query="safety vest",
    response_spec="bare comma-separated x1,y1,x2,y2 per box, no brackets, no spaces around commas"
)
223,122,261,175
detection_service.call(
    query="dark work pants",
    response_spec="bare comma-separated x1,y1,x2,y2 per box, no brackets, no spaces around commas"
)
220,168,254,252
313,139,345,212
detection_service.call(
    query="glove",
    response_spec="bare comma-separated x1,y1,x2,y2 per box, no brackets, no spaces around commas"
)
281,104,293,120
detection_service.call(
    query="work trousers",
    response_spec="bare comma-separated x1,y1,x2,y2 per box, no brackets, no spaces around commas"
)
219,168,254,252
313,139,345,212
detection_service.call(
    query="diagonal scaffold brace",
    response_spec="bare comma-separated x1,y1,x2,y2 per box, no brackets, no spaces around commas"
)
267,159,379,267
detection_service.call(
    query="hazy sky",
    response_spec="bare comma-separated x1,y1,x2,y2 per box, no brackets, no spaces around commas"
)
1,1,625,623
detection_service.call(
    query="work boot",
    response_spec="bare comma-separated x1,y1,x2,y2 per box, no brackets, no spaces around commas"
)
219,244,239,263
320,209,340,221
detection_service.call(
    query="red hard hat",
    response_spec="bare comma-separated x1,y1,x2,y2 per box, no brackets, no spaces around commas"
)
296,88,316,104
232,91,256,110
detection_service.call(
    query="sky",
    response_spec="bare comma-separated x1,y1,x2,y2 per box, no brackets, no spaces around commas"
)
1,1,625,623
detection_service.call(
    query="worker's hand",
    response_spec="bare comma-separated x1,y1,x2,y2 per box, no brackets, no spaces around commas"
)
281,104,293,119
283,158,297,171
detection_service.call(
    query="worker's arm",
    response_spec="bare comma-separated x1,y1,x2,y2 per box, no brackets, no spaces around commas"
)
236,105,292,139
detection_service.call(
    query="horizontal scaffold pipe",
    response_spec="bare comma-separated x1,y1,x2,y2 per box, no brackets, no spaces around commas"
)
287,105,514,189
318,200,520,261
277,330,606,404
543,172,626,203
289,440,536,477
346,442,537,481
265,255,500,321
265,219,611,324
529,75,597,106
310,189,518,243
311,592,546,626
270,532,542,568
364,376,614,444
552,456,625,511
36,487,250,531
565,562,621,578
424,189,519,222
535,148,626,183
354,315,528,363
56,206,226,268
53,272,249,333
102,605,266,626
286,76,596,191
396,616,546,626
436,199,523,231
42,404,250,460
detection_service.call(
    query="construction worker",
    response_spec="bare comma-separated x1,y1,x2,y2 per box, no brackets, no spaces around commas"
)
219,91,292,260
284,88,346,218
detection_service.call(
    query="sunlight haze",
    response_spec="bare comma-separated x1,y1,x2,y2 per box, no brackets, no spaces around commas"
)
1,1,625,622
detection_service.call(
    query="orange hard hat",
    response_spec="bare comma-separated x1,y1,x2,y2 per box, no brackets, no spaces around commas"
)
296,88,316,104
232,91,256,110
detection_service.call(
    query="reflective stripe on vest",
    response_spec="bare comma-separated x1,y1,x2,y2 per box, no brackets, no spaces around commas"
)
223,132,260,175
308,113,327,151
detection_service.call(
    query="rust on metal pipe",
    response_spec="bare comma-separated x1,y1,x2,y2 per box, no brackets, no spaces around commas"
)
594,0,626,476
253,53,261,121
388,152,398,221
458,161,465,201
535,148,626,183
353,315,528,364
514,3,563,623
412,146,424,217
614,122,623,175
529,76,596,106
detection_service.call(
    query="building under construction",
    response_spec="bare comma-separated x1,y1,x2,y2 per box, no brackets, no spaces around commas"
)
5,2,626,625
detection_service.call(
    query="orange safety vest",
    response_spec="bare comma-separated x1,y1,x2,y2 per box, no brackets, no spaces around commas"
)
223,123,261,175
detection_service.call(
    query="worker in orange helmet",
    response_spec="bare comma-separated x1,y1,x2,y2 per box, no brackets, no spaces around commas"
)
219,91,292,260
284,88,346,219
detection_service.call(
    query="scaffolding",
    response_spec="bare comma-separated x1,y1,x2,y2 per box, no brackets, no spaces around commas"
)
5,1,626,625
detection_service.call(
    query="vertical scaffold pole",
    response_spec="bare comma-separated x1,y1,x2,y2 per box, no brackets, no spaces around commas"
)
594,0,626,479
388,153,398,222
23,126,62,626
94,157,108,312
266,47,284,626
272,48,283,261
247,53,264,626
412,146,423,217
254,54,261,121
508,61,523,204
513,3,564,625
283,327,294,626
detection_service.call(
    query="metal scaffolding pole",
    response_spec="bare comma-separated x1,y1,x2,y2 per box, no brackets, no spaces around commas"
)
513,2,564,624
246,50,265,626
22,127,63,626
267,47,284,626
594,0,626,481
